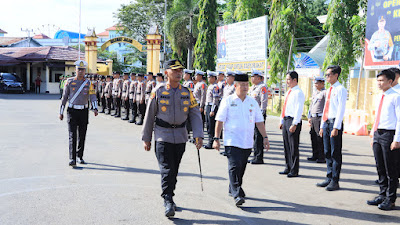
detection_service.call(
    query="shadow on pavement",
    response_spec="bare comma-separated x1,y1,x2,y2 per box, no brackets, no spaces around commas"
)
0,93,60,101
243,197,400,223
83,162,227,181
170,207,306,225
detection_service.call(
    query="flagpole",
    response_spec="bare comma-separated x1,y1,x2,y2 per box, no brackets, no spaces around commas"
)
78,0,82,60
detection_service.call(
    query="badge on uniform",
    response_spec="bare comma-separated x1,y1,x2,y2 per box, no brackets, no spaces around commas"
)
181,92,188,96
160,100,170,105
161,106,167,112
230,103,237,107
151,92,156,99
184,107,188,112
162,91,170,95
183,100,189,105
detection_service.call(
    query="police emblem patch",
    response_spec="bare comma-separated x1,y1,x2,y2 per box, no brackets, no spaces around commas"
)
161,106,167,112
181,92,188,96
162,91,170,95
183,101,189,105
184,107,188,112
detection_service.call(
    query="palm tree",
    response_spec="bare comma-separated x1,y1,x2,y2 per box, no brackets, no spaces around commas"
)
165,0,200,69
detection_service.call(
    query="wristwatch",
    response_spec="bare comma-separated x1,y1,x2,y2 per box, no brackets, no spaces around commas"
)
213,137,220,141
264,136,268,139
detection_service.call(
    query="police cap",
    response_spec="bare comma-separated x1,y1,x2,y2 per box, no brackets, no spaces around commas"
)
195,70,205,76
184,69,194,74
164,59,185,70
314,76,325,83
74,60,88,69
137,73,144,77
207,70,217,77
251,69,263,77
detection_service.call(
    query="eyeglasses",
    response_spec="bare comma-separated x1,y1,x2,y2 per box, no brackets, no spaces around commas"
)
324,73,332,77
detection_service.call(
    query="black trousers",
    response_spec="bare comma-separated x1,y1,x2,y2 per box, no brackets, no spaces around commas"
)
373,130,399,203
322,120,343,182
106,97,112,112
310,116,325,160
252,114,266,161
155,141,186,198
205,105,218,146
226,146,252,198
67,108,89,160
96,93,101,106
123,98,130,118
282,117,302,175
113,97,121,115
129,99,138,118
35,85,40,94
137,101,146,119
100,97,106,111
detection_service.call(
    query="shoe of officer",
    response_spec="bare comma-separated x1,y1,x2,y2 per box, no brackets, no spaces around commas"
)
135,117,143,125
316,178,331,187
325,180,340,191
279,169,289,175
249,159,264,165
220,151,227,156
307,157,317,161
287,173,298,178
164,195,175,218
122,116,129,120
100,109,105,113
69,160,76,167
316,159,326,163
235,197,245,207
78,158,86,164
367,196,385,206
114,113,121,118
378,198,395,210
106,110,111,115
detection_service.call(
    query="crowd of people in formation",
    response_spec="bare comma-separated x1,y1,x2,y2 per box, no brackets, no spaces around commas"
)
59,59,400,219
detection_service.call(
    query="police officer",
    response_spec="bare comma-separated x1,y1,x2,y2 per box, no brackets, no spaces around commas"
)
223,71,236,98
129,73,138,123
145,72,156,105
307,77,326,163
136,73,146,125
217,71,226,99
121,72,131,120
104,75,113,114
183,69,195,91
248,69,269,164
99,76,107,113
93,74,99,105
204,71,220,149
368,16,394,62
112,71,123,117
156,73,165,86
193,70,207,128
141,59,204,218
59,60,98,167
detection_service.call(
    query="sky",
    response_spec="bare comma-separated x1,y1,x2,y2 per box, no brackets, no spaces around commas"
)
0,0,132,38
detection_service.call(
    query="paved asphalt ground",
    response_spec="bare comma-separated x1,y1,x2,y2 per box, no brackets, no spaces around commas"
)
0,93,399,225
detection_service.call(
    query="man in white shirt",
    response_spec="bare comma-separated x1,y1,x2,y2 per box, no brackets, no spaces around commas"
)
213,72,269,207
317,65,347,191
279,71,305,178
389,67,400,181
366,69,400,211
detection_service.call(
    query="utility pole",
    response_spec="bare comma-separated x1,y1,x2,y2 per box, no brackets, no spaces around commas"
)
78,0,82,60
163,0,167,65
21,28,33,47
187,13,193,70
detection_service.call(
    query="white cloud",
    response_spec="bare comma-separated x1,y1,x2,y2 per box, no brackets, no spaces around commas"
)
0,0,132,37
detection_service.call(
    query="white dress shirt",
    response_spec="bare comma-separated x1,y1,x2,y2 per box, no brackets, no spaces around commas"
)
215,93,264,149
392,83,400,93
280,85,305,125
320,81,347,130
375,88,400,142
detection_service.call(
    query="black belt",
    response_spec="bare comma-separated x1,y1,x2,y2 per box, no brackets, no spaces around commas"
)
146,91,151,94
155,118,186,128
377,129,395,132
325,118,335,123
283,116,293,120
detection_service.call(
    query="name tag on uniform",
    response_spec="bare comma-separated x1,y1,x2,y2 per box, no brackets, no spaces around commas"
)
230,103,237,107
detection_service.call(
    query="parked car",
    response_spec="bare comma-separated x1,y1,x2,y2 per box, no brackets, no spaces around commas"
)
0,73,24,93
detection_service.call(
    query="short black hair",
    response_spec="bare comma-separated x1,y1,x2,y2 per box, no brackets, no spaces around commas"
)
327,65,341,77
287,71,298,82
377,69,395,82
389,67,400,76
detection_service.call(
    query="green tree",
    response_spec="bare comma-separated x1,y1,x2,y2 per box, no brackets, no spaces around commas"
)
165,0,200,68
234,0,267,21
322,0,359,86
193,0,217,70
115,0,170,43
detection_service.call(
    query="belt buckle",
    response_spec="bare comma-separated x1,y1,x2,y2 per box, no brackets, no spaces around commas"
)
171,125,177,128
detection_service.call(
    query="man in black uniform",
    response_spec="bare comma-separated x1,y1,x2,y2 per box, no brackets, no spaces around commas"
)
59,60,98,167
141,59,204,218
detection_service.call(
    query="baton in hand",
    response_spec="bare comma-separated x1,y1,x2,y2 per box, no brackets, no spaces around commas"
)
195,137,204,191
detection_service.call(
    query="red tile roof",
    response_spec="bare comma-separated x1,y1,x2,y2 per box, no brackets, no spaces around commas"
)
33,33,50,39
98,31,109,36
105,25,123,31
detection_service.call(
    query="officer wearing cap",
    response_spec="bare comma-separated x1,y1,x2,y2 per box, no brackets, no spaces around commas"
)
129,73,138,123
368,16,394,62
156,73,165,86
217,71,226,100
99,76,107,113
183,69,195,91
307,77,326,163
104,75,113,114
136,73,146,125
193,70,207,127
111,71,122,117
59,60,98,167
248,69,269,164
145,72,156,105
223,70,236,98
141,59,204,218
204,71,220,149
121,72,131,120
